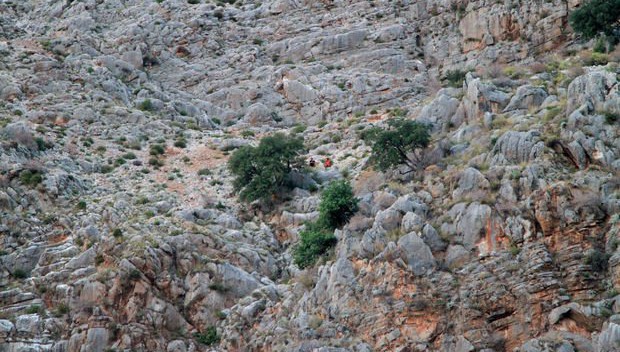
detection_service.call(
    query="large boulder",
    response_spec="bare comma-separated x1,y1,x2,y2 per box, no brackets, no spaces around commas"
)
463,74,511,121
503,85,548,113
489,130,544,165
452,167,490,200
567,70,618,116
397,233,435,276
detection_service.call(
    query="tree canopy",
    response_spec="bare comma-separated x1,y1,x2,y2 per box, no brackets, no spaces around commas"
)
228,133,305,202
366,118,431,173
318,179,359,229
569,0,620,39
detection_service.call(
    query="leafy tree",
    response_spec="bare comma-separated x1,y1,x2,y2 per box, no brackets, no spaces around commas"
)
228,133,305,202
367,118,430,174
293,180,358,268
293,221,338,269
569,0,620,39
318,179,359,229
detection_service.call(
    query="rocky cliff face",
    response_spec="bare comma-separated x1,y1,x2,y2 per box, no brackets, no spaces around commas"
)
1,0,619,351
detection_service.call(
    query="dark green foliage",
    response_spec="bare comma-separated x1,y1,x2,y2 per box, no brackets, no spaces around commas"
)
318,180,359,229
138,99,154,111
35,137,50,151
19,170,43,187
174,138,187,148
12,268,29,279
293,221,338,269
112,228,123,238
569,0,620,39
197,168,211,176
368,118,431,173
228,133,305,202
128,269,141,280
443,69,467,88
208,283,228,292
76,201,87,210
603,111,620,124
149,144,165,156
100,165,114,174
294,180,358,268
194,327,220,346
25,305,44,314
584,249,611,272
122,152,136,160
148,157,164,167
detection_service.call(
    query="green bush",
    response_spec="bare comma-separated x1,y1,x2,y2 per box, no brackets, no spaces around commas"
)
603,111,620,124
149,144,165,156
138,99,154,111
25,305,44,314
293,221,338,269
584,249,611,272
569,0,620,39
368,118,430,173
194,326,220,346
12,268,29,279
443,69,467,88
19,170,43,187
174,139,187,148
318,179,359,229
228,133,305,202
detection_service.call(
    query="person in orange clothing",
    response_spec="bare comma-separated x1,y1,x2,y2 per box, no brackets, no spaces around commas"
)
323,157,332,168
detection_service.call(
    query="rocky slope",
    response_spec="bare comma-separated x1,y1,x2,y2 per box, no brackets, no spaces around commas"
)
1,0,619,351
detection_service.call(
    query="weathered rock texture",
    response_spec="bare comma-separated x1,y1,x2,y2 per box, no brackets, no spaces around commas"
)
1,0,620,352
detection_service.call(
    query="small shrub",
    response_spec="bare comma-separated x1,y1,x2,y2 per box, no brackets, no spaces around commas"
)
149,144,165,156
99,165,114,174
148,158,164,167
76,200,87,210
54,303,70,316
197,168,211,176
194,326,220,346
603,111,619,124
291,124,307,134
443,69,467,88
112,228,123,238
584,249,611,272
95,254,104,266
138,99,154,111
128,269,141,281
174,138,187,148
122,152,136,160
240,130,255,138
25,305,43,314
293,222,338,269
208,283,228,292
12,268,29,279
35,137,50,151
19,170,43,187
318,180,359,229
